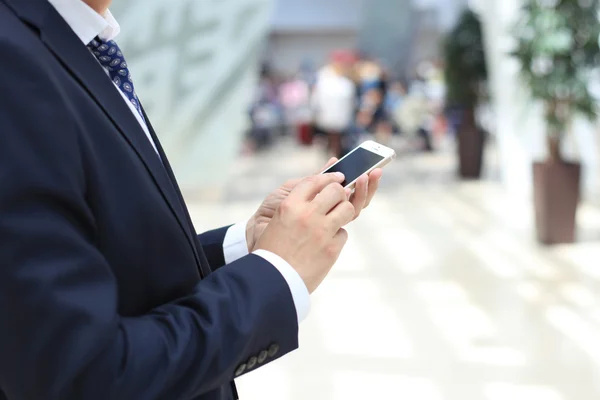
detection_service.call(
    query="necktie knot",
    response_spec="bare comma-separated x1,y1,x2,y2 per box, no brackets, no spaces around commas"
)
87,37,143,120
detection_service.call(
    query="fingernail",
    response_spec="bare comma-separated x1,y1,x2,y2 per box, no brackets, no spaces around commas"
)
335,172,345,180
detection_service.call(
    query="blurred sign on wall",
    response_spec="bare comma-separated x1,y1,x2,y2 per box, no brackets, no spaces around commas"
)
267,0,362,75
358,0,415,78
110,0,274,192
359,0,468,79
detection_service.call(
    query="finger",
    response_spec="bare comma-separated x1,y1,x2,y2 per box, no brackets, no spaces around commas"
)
313,182,347,214
280,178,303,193
333,227,349,247
368,168,383,182
281,159,338,198
293,172,345,201
326,200,355,231
364,169,383,208
281,159,337,192
329,227,349,261
349,174,369,220
317,157,338,174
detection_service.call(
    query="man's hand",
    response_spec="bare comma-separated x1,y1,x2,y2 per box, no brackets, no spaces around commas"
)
246,158,383,252
254,173,355,293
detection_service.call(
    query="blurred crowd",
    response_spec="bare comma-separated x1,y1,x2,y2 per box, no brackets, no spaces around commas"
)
246,51,450,158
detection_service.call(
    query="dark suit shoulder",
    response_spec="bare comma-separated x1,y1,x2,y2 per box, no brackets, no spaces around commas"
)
0,2,67,93
0,26,83,190
0,0,41,49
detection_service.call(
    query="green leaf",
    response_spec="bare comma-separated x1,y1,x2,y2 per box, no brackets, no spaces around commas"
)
443,10,488,106
511,0,600,139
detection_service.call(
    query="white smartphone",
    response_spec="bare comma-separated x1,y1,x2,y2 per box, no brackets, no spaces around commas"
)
321,140,396,189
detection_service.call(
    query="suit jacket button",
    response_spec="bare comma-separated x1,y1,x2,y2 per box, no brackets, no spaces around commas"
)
258,350,268,364
268,344,279,357
234,363,246,377
247,356,258,370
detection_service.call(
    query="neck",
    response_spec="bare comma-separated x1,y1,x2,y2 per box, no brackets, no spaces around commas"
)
83,0,112,14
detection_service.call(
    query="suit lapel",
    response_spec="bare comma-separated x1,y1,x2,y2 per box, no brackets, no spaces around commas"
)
140,107,212,278
26,6,205,274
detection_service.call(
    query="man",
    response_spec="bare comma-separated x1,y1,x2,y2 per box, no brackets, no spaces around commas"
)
0,0,383,399
311,51,357,158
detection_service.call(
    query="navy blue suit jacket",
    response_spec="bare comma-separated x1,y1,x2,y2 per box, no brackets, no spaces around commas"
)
0,0,299,399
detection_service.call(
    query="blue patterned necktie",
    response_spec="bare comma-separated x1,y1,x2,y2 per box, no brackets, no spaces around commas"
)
87,37,145,122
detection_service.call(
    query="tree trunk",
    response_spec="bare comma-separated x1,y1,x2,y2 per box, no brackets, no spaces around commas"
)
545,100,563,162
547,135,561,163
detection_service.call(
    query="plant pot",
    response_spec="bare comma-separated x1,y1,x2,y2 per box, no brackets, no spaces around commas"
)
457,107,485,179
533,161,581,245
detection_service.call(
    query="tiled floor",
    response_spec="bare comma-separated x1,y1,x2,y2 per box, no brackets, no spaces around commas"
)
186,138,600,400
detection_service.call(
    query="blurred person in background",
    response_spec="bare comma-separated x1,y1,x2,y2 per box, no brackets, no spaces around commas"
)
311,51,357,158
359,80,394,146
356,56,383,97
394,74,434,152
342,105,373,157
247,64,283,151
419,60,448,142
279,72,311,139
248,97,280,150
299,58,317,89
385,80,407,119
0,1,384,399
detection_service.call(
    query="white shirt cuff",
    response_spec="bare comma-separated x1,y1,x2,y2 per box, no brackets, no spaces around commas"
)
223,221,250,265
252,249,310,324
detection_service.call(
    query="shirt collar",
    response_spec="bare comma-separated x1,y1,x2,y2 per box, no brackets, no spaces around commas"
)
47,0,121,45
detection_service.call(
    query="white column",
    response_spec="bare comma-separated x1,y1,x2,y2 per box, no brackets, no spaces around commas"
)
480,0,547,200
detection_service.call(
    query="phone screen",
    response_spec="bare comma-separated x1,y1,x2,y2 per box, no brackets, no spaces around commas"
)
323,147,384,187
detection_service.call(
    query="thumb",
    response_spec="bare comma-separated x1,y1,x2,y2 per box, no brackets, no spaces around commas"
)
293,173,345,201
281,157,338,193
316,157,338,174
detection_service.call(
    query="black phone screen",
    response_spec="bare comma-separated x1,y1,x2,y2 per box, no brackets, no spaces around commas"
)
323,147,384,187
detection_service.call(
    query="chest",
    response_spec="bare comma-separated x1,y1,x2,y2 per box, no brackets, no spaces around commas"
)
53,61,204,316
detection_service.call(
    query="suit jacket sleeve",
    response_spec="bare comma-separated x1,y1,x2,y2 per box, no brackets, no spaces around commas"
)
0,42,298,400
198,226,231,270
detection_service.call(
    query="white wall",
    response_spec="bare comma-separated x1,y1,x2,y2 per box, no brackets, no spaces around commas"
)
270,0,363,30
110,0,274,192
413,0,468,31
267,31,358,75
267,0,362,75
481,0,600,201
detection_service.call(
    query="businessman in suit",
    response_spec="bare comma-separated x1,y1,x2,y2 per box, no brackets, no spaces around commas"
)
0,0,383,399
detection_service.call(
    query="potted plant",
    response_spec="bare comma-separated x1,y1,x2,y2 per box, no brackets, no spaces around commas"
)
512,0,600,244
444,9,488,179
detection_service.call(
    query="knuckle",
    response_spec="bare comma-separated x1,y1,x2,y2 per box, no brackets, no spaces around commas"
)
334,184,346,198
325,243,340,258
314,225,327,242
339,228,349,243
303,176,318,186
325,173,342,184
298,209,312,228
283,178,297,187
343,202,356,217
324,183,344,200
279,199,295,215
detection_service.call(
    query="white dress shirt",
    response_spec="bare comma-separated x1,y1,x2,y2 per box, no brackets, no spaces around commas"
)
47,0,310,323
